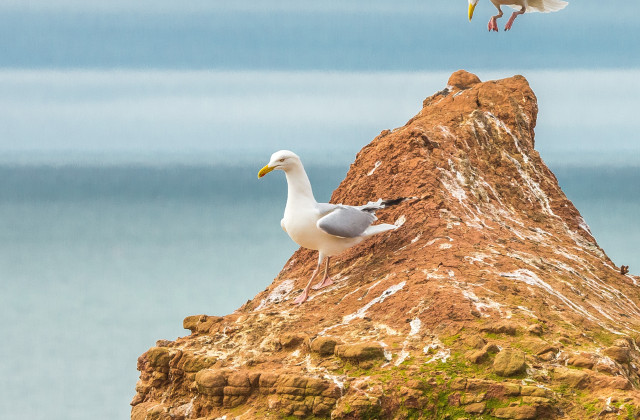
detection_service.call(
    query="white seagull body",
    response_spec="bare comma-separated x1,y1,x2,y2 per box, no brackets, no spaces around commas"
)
258,150,401,304
468,0,568,31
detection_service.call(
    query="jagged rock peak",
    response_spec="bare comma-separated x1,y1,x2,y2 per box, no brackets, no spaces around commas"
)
132,71,640,420
447,69,481,90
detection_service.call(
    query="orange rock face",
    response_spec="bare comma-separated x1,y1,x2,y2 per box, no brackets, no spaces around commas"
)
132,71,640,419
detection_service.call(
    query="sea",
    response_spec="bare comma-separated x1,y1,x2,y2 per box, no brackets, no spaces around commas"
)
0,160,638,420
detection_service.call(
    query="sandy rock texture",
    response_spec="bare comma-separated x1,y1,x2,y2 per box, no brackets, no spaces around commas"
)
131,70,640,419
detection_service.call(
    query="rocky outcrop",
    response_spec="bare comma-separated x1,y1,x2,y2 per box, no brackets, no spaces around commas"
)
131,70,640,419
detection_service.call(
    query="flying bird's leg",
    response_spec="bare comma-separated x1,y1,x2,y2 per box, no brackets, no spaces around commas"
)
293,253,324,304
488,6,503,32
504,6,525,30
312,256,334,290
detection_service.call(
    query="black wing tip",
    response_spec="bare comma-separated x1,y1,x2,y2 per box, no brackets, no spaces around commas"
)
381,197,417,207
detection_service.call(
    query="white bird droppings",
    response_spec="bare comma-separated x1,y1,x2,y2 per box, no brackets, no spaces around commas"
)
343,281,406,323
409,318,422,336
254,279,295,310
367,161,382,176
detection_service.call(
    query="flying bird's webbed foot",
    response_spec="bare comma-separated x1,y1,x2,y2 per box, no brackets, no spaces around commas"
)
312,276,334,290
488,17,499,32
504,8,525,31
293,290,309,305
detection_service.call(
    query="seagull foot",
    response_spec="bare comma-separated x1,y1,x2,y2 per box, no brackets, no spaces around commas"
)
293,290,309,305
312,276,334,290
505,11,520,31
488,18,498,32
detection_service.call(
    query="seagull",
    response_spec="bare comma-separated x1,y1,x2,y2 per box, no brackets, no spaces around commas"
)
258,150,405,304
468,0,568,32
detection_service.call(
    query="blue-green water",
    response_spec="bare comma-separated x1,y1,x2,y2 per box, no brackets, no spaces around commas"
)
0,163,638,419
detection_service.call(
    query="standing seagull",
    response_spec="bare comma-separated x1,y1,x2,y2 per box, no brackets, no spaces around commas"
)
468,0,568,32
258,150,404,304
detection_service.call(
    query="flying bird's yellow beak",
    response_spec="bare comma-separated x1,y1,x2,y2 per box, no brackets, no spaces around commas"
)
258,164,275,178
468,3,476,21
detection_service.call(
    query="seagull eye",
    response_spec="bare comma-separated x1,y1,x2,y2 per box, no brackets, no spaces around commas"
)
279,158,285,162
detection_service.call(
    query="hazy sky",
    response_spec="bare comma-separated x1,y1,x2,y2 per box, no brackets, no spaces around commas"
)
1,0,638,162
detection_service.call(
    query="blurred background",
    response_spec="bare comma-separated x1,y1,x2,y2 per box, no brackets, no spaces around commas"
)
0,1,638,419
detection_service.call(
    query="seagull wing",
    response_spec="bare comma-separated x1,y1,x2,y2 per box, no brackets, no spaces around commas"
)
517,0,568,12
316,205,377,238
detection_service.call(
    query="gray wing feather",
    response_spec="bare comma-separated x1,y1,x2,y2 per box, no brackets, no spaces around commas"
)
316,206,376,238
315,202,341,216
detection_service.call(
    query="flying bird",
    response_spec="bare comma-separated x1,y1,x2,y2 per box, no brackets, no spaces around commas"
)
468,0,568,32
258,150,405,304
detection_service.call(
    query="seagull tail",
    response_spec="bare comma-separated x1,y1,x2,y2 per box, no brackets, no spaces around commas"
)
362,223,398,238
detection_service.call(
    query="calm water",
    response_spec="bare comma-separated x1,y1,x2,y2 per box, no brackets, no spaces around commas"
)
0,163,637,420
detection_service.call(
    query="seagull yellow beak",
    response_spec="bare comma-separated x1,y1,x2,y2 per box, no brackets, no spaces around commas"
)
468,3,476,21
258,164,275,178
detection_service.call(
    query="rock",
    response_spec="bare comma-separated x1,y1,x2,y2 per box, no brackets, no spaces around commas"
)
613,337,632,347
335,342,385,363
461,392,486,404
594,375,631,390
131,402,155,420
333,393,381,418
593,357,619,375
493,405,538,419
466,349,488,364
227,371,251,388
520,385,552,398
483,343,500,354
131,70,640,419
527,324,543,336
466,378,495,391
518,338,557,356
146,347,171,369
183,315,202,332
465,402,486,414
182,314,223,333
603,346,630,364
493,349,526,377
195,369,226,391
311,336,340,356
179,352,216,373
566,353,595,369
258,372,280,391
553,367,589,389
448,70,481,90
280,332,309,349
537,352,556,362
480,322,517,336
466,343,499,364
275,374,309,396
500,383,522,397
464,335,486,349
449,377,467,390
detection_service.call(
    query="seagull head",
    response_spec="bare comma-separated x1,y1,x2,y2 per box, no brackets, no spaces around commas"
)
258,150,301,178
468,0,479,21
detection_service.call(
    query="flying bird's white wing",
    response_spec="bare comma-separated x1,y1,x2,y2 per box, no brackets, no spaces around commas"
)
316,206,377,238
514,0,568,13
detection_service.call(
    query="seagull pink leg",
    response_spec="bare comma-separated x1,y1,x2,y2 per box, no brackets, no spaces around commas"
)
488,7,503,32
293,253,324,304
312,257,334,290
488,17,498,32
505,7,525,31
